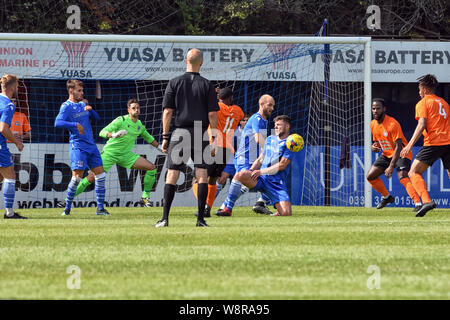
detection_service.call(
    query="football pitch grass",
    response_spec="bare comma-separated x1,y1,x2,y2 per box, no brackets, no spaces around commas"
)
0,206,448,300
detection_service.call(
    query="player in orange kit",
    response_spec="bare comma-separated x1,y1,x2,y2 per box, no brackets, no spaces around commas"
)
400,74,450,217
367,98,422,211
192,87,244,217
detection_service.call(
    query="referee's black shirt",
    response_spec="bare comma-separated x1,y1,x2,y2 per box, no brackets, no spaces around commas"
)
162,72,219,128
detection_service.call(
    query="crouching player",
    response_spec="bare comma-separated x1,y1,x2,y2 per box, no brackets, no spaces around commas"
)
223,115,294,216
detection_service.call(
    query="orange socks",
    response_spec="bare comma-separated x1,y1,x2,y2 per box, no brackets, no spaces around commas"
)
399,177,421,204
410,174,431,203
368,178,389,197
192,183,217,208
192,182,198,199
207,184,217,208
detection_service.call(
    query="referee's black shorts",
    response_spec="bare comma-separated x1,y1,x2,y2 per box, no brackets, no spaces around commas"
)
207,147,234,178
415,145,450,169
373,155,412,171
166,127,211,170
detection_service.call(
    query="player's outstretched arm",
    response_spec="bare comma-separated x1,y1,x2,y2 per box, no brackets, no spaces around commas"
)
99,117,125,139
141,129,163,152
141,129,155,145
400,117,427,158
54,118,77,129
54,104,76,129
260,157,291,175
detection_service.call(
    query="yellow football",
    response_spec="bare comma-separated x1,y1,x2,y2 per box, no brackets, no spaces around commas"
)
286,134,304,152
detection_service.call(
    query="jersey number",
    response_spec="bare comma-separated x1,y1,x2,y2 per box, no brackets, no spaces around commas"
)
438,102,447,119
223,116,235,133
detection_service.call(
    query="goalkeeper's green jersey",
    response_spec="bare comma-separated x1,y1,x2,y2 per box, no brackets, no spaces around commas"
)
99,115,155,154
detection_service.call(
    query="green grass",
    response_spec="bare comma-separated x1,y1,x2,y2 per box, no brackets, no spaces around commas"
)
0,206,449,299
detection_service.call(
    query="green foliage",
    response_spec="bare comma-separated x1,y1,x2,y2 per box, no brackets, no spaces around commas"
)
0,0,448,38
224,0,264,20
176,0,205,35
98,21,112,31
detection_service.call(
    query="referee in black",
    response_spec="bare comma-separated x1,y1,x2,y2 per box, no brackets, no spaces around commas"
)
156,48,219,227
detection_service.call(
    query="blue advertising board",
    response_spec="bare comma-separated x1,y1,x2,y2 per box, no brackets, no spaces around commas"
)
291,146,450,208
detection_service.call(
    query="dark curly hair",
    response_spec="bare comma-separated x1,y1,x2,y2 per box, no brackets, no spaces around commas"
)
372,98,386,107
417,74,438,93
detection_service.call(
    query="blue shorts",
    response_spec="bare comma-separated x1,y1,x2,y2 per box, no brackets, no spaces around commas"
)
0,144,13,167
223,163,236,176
253,175,290,205
70,146,103,171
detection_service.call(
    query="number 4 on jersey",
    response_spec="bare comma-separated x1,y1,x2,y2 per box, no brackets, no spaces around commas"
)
438,102,447,119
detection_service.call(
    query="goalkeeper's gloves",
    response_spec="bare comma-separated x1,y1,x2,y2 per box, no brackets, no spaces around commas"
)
111,130,128,138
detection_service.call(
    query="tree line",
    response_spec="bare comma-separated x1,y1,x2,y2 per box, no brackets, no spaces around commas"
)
1,0,449,38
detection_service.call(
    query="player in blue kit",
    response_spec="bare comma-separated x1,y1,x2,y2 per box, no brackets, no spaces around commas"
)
0,74,26,219
223,115,294,216
215,94,275,216
54,79,108,216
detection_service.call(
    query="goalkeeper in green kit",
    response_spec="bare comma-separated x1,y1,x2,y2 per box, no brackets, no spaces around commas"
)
58,98,159,208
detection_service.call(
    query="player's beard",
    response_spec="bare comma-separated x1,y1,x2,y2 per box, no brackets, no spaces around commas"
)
277,128,288,138
12,86,18,100
263,107,272,119
373,112,384,121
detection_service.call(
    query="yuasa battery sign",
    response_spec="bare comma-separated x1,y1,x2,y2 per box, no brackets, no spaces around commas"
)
366,41,450,83
0,40,449,82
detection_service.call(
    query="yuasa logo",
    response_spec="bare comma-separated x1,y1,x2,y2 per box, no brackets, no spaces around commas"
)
61,41,91,68
266,44,296,70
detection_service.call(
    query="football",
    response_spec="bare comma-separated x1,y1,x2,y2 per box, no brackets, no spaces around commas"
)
286,134,304,152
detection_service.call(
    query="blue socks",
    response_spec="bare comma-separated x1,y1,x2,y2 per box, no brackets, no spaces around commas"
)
216,182,225,199
225,180,243,211
65,177,81,211
3,179,16,215
95,172,106,211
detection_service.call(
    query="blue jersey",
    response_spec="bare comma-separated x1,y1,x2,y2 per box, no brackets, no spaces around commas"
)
0,94,15,145
235,112,268,166
261,135,294,184
55,100,99,150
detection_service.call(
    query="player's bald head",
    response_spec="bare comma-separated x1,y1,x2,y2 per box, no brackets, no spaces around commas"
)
259,94,275,106
186,48,203,66
259,94,275,119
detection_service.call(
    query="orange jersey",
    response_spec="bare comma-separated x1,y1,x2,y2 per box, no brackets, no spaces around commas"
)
371,115,412,160
415,94,450,146
7,112,31,143
210,102,244,152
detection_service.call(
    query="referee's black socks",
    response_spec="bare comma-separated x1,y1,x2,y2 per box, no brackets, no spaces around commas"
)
197,183,208,221
162,184,177,221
